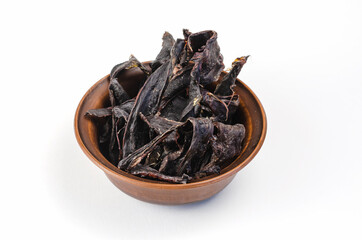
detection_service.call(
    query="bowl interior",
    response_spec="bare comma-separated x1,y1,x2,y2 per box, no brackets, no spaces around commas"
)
75,64,266,184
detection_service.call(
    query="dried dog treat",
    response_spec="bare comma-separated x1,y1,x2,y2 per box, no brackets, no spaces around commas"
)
86,29,248,183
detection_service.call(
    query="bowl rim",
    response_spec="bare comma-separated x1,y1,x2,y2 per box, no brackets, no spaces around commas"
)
74,72,267,189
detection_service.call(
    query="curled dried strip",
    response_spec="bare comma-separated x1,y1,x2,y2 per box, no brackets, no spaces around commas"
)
119,122,182,170
151,32,175,72
200,88,229,122
176,118,214,176
180,71,202,121
111,55,150,80
219,94,240,123
116,126,125,160
98,118,112,144
183,29,192,39
170,39,186,69
109,55,149,105
201,122,246,173
108,113,119,165
139,112,180,147
214,56,249,96
109,78,129,106
179,29,193,65
85,108,112,118
113,99,134,120
139,112,180,135
122,61,172,158
159,65,192,109
158,148,184,174
158,122,192,175
188,30,224,85
130,165,191,184
109,100,135,165
159,94,188,121
137,114,183,175
144,145,163,168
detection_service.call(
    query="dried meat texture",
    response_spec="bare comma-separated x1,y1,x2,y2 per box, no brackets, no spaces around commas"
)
159,94,188,121
113,99,134,120
159,65,192,109
140,112,180,150
200,88,229,122
158,35,194,111
154,40,192,118
118,122,181,170
219,94,240,123
183,29,192,39
85,108,112,118
98,117,112,144
109,56,151,105
158,121,193,175
188,30,224,85
109,78,129,106
144,145,163,168
122,61,172,158
191,147,213,179
151,32,175,72
170,39,186,69
108,117,119,165
139,113,180,135
130,165,190,184
86,29,248,184
110,55,150,80
108,114,122,164
180,75,202,121
199,104,213,118
201,122,245,173
214,56,248,96
158,148,184,174
178,29,193,65
108,99,135,164
175,118,214,176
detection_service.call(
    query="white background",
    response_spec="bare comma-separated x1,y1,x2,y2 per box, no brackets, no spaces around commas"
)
1,0,361,239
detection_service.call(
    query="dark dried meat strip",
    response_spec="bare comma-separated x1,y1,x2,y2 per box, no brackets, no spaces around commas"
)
130,165,190,184
85,108,112,118
178,29,193,64
170,38,186,69
159,65,192,109
144,145,163,168
139,112,180,135
159,94,188,121
201,122,246,173
139,112,180,147
158,148,184,175
109,78,129,106
200,88,229,122
110,55,150,80
188,30,224,85
109,99,135,165
219,94,240,123
180,70,202,121
214,56,249,96
99,117,112,144
122,60,172,158
151,32,175,72
113,99,135,120
176,118,214,176
119,120,181,170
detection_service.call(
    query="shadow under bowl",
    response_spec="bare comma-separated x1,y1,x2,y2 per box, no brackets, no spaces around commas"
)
74,64,267,205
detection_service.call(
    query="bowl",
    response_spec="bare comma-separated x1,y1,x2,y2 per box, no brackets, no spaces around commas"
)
74,62,267,205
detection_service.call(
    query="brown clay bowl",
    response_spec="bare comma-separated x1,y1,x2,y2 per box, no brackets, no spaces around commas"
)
74,63,267,205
